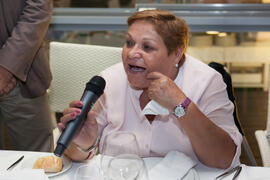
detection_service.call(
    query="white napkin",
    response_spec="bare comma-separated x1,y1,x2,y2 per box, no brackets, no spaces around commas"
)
0,169,48,180
148,151,198,180
142,100,169,115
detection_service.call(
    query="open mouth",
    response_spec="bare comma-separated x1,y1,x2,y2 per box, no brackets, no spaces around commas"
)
128,64,146,72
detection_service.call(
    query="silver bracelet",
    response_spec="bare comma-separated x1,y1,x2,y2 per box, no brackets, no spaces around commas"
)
76,138,99,154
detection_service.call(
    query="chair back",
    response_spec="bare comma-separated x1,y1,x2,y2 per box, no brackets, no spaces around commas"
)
208,62,243,135
49,42,122,112
209,62,257,166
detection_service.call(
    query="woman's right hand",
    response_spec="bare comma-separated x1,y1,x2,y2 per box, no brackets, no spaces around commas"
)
58,100,98,150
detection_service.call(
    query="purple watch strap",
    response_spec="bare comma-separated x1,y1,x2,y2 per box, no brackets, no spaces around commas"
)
181,97,191,108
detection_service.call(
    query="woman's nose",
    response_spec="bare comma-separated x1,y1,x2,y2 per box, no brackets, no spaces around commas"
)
127,46,141,59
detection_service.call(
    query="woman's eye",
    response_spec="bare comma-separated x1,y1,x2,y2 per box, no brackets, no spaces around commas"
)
126,40,133,47
143,44,153,51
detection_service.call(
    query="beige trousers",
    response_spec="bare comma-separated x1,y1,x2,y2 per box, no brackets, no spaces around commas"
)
0,85,53,152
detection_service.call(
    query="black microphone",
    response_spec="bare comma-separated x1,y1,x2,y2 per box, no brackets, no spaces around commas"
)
54,76,106,157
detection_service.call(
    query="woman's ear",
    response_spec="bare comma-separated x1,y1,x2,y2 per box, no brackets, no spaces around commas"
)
174,47,184,64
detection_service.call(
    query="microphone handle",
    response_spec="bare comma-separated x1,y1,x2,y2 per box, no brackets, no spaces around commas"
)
54,90,99,156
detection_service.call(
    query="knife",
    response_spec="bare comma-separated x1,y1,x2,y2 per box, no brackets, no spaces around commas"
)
6,155,24,170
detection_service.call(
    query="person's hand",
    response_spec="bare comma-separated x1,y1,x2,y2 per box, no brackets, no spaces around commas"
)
0,66,16,96
147,72,186,111
58,100,98,150
0,77,17,96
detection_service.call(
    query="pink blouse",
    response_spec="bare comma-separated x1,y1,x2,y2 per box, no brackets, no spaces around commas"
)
94,55,242,168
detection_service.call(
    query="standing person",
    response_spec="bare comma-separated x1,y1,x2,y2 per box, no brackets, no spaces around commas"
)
60,9,242,169
0,0,53,152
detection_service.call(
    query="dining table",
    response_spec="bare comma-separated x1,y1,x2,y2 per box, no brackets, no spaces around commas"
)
0,150,270,180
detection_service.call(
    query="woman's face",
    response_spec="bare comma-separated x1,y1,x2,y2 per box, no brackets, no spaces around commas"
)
122,20,180,90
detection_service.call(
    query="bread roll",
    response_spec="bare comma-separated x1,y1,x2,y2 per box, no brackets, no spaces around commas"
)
33,155,63,173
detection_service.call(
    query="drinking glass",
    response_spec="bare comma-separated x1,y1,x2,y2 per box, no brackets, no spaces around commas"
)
107,154,148,180
99,131,147,179
74,164,103,180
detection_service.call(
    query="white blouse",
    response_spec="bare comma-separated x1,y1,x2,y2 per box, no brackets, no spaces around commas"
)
94,55,242,168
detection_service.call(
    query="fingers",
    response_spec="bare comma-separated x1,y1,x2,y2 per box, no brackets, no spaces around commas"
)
147,72,166,97
59,100,98,132
61,108,81,127
11,77,17,84
3,78,17,94
57,123,65,132
58,110,97,135
147,73,168,97
0,77,17,96
69,100,83,108
60,100,82,128
62,107,81,116
59,100,96,127
62,100,83,117
147,71,164,80
58,111,78,132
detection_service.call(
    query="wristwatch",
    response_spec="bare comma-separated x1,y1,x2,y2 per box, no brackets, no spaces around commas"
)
173,97,191,118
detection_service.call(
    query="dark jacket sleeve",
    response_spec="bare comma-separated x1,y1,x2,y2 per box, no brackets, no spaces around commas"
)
0,0,53,82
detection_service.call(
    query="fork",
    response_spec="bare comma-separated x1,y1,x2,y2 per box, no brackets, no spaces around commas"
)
215,165,242,180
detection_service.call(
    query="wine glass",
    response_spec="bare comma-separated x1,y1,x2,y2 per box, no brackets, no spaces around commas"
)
107,154,148,180
74,164,103,180
99,131,147,179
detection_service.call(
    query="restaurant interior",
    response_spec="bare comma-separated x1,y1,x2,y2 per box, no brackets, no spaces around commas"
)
2,0,270,179
48,0,270,167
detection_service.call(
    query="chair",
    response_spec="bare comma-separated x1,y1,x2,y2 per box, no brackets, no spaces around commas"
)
255,130,270,166
49,42,122,145
208,62,257,166
255,84,270,167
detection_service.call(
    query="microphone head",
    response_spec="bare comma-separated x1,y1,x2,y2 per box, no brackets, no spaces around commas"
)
86,76,106,97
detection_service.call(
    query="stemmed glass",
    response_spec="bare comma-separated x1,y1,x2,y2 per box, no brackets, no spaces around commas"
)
107,154,148,180
99,131,148,180
74,164,103,180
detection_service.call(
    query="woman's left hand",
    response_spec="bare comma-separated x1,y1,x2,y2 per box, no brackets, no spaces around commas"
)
147,72,185,111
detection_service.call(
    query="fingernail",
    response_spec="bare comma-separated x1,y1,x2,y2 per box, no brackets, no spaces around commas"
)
75,109,81,113
71,113,75,117
78,101,83,105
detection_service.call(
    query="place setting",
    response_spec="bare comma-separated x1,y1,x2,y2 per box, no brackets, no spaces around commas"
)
73,131,200,180
21,153,72,178
75,131,148,180
0,152,72,180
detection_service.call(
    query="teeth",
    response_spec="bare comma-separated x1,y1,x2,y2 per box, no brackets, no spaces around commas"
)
130,65,145,72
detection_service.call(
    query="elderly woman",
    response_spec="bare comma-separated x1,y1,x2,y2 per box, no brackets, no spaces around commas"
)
59,9,242,169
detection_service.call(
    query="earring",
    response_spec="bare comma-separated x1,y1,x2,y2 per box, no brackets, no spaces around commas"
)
175,63,179,68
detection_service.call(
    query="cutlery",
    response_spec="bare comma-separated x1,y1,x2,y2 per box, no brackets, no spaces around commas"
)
232,166,242,180
215,165,242,180
6,155,24,170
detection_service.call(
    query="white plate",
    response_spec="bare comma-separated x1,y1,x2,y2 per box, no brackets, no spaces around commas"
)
21,153,72,177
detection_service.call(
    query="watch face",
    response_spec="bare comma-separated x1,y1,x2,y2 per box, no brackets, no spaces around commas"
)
174,105,185,118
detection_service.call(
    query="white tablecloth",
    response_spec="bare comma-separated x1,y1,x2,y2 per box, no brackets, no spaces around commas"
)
0,150,270,180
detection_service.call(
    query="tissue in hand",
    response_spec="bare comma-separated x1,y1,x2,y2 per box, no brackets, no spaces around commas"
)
142,100,169,116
